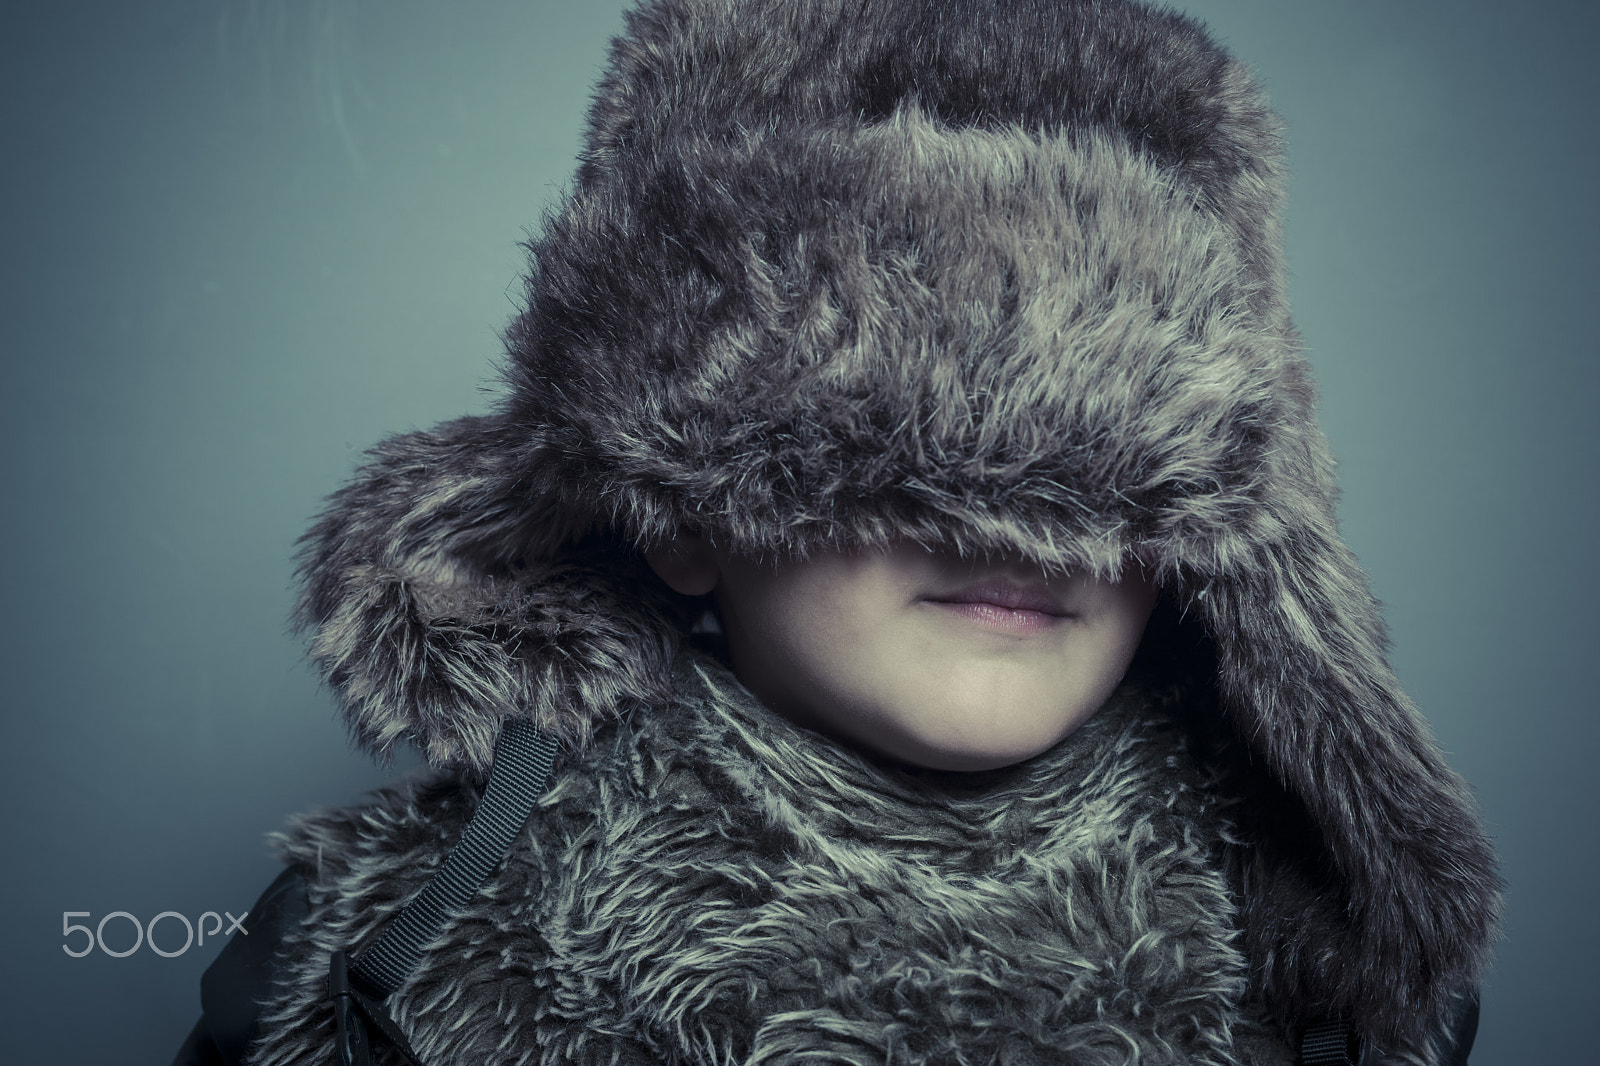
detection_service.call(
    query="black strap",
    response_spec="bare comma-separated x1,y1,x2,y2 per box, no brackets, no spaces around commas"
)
1299,1022,1362,1065
327,719,558,1066
1297,992,1479,1066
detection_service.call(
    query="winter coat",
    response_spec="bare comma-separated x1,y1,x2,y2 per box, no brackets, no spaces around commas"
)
177,0,1500,1062
199,652,1314,1066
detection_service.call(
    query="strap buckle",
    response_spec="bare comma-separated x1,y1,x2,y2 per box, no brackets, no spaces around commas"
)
327,949,427,1066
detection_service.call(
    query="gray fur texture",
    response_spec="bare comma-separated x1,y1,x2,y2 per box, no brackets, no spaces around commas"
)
250,659,1297,1066
293,0,1500,1056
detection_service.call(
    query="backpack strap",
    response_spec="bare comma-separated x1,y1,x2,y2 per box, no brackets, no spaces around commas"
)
1298,1022,1363,1065
327,719,558,1066
1296,993,1480,1066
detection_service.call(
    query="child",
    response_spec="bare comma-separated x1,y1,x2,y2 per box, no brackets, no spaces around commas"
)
175,0,1500,1063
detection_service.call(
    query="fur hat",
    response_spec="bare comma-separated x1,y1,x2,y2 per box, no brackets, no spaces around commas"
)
295,0,1499,1055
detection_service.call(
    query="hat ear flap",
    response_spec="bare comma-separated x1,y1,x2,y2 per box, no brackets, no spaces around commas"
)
1195,515,1501,1051
295,414,694,773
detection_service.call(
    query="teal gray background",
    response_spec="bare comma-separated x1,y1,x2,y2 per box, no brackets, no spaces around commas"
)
2,1,1593,1062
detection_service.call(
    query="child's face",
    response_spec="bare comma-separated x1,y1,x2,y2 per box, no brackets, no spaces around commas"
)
648,537,1159,771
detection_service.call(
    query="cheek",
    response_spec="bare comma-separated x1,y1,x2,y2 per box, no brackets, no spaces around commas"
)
1052,620,1140,716
714,560,862,710
1054,581,1157,700
1096,576,1162,666
758,575,896,704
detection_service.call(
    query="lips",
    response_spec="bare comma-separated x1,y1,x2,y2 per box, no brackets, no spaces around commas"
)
919,581,1071,634
930,582,1065,614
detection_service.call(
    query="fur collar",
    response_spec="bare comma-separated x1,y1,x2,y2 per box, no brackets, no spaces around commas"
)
251,656,1299,1066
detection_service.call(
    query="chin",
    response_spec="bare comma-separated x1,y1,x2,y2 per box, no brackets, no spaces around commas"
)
894,745,1042,773
880,718,1073,772
875,685,1095,772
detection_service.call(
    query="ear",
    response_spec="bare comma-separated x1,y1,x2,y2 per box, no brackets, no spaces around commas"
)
645,532,720,597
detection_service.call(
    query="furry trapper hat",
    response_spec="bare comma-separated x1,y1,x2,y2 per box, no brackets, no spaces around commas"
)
296,0,1499,1056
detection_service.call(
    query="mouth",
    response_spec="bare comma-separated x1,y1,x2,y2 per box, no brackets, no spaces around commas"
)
918,581,1072,634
